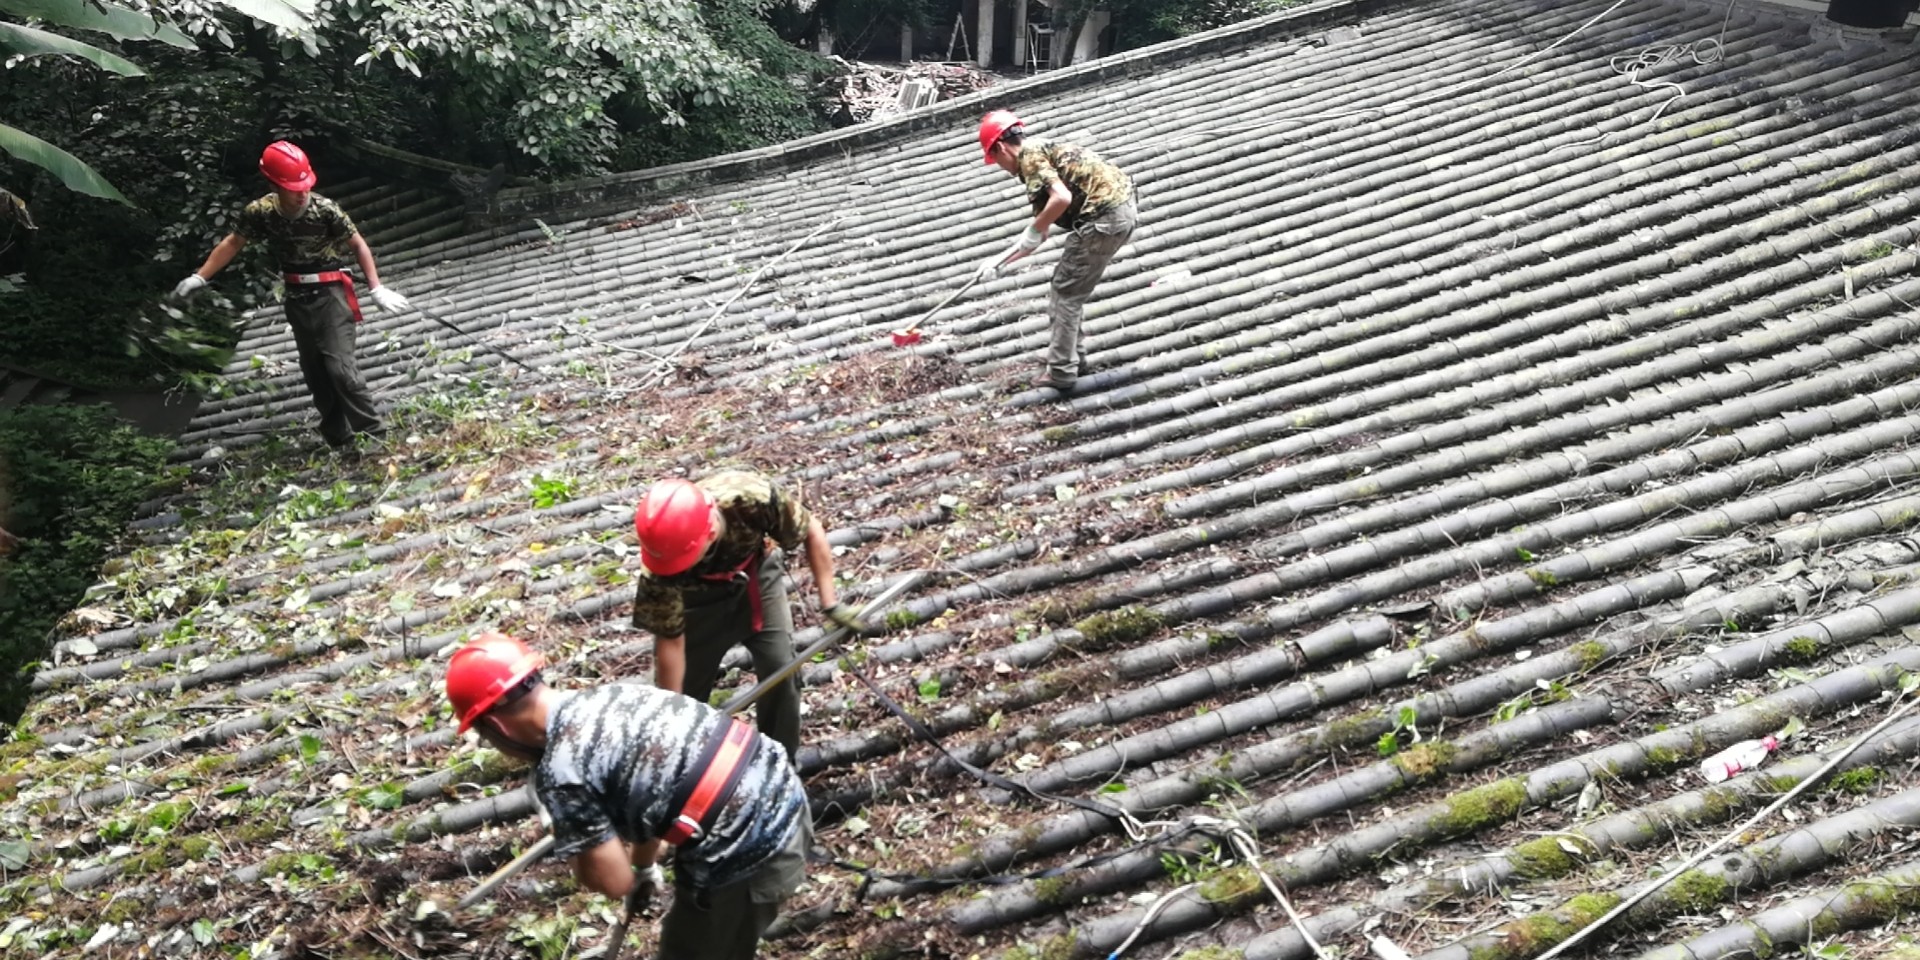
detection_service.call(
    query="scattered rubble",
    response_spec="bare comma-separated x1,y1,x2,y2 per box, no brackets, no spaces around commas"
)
816,59,999,127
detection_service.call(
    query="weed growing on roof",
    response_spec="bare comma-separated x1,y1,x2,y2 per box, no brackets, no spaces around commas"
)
1469,893,1621,960
1322,707,1389,753
1391,740,1457,782
1575,641,1610,671
1885,939,1920,960
1782,635,1823,663
1174,950,1245,960
1005,932,1077,960
1031,875,1075,905
1198,863,1262,903
1827,766,1881,795
1510,835,1593,880
1431,778,1529,837
528,473,576,509
1376,705,1423,758
1643,745,1683,771
1071,605,1164,651
1658,869,1730,914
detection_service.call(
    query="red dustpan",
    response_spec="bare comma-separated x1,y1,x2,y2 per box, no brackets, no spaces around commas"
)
891,271,987,347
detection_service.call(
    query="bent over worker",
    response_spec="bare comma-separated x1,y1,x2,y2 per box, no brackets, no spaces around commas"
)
446,633,810,960
630,470,864,758
976,109,1137,393
171,141,411,450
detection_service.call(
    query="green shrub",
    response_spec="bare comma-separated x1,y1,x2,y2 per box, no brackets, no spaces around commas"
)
0,403,171,724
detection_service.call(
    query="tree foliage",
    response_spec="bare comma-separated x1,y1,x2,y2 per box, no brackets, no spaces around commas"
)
350,0,761,170
0,0,312,203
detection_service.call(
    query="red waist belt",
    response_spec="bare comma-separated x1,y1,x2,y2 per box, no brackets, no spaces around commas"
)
663,717,759,845
698,550,765,632
285,270,362,323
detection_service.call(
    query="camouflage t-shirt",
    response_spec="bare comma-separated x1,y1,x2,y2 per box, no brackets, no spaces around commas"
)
233,194,358,273
1019,141,1132,229
535,683,808,890
630,470,813,638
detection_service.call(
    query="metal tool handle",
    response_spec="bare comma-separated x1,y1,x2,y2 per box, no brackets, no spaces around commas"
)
907,273,985,331
718,570,927,716
458,832,555,909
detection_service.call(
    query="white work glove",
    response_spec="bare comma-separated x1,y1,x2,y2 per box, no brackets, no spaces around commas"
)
173,274,207,299
1014,224,1046,254
368,285,411,313
975,254,1008,281
629,862,665,911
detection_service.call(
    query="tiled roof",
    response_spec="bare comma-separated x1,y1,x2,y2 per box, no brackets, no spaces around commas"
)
10,0,1920,958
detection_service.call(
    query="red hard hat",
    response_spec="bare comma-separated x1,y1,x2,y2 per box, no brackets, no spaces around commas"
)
634,479,717,575
446,632,545,733
260,140,316,191
979,110,1023,165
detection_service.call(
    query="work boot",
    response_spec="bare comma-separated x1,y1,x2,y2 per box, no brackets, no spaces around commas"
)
1077,357,1095,377
1032,372,1075,393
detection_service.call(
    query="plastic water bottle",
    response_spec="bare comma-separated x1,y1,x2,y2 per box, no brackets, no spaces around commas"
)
1698,736,1779,783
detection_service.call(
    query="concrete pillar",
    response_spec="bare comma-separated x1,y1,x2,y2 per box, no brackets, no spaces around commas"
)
1074,9,1109,63
1012,0,1030,67
975,0,994,68
900,21,914,61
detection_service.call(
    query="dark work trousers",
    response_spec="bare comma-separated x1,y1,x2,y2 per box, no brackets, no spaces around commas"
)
284,282,382,448
657,817,810,960
679,550,800,759
1045,198,1138,383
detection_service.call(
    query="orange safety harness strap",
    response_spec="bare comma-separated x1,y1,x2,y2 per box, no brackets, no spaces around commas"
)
284,270,363,323
662,717,758,846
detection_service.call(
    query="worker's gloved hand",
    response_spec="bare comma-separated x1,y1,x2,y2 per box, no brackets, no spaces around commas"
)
368,285,411,313
823,602,876,635
1014,224,1046,254
629,863,665,911
172,274,207,299
974,254,1007,282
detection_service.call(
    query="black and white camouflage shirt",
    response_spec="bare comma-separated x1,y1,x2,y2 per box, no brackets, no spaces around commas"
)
535,683,807,890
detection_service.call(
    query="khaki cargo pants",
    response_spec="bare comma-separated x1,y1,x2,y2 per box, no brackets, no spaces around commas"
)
1045,198,1138,383
678,550,801,758
284,283,382,448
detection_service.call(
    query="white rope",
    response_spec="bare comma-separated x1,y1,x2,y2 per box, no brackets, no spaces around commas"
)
1230,827,1334,960
1560,0,1739,149
640,213,844,387
1533,685,1920,960
1106,883,1199,960
1105,818,1333,960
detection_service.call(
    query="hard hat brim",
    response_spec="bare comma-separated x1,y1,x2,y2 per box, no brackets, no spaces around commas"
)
266,169,316,191
640,544,704,576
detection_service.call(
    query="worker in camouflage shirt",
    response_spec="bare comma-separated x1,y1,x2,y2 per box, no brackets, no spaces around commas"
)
445,633,810,959
171,141,413,451
630,470,867,757
976,109,1137,394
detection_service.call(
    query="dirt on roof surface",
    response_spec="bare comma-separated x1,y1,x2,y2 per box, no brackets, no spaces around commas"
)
10,0,1920,958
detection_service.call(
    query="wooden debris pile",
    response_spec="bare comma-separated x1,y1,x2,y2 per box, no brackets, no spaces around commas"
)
816,59,999,127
